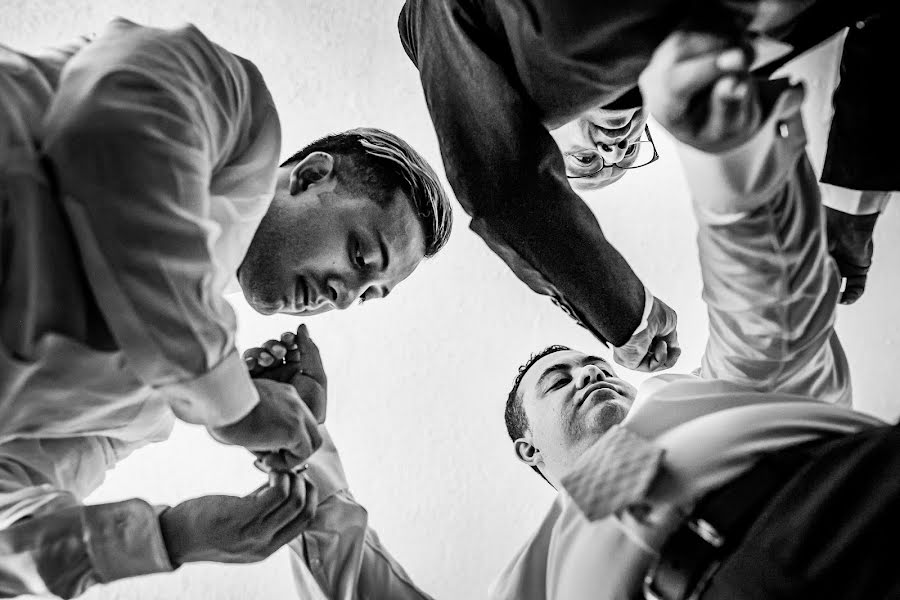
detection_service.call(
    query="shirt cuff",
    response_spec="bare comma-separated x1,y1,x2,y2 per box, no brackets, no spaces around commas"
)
82,499,174,582
165,349,260,427
819,185,892,215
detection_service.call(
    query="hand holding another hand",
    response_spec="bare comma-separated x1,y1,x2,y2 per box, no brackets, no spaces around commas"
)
244,324,327,423
159,472,317,566
210,323,327,472
208,376,323,468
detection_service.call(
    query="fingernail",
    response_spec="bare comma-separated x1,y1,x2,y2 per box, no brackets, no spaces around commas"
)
716,48,746,71
281,332,294,343
258,353,274,367
244,357,256,369
732,81,748,99
271,345,287,359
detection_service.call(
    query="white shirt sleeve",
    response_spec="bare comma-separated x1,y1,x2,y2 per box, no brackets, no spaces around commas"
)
289,429,435,600
0,438,173,598
676,81,851,406
42,19,282,427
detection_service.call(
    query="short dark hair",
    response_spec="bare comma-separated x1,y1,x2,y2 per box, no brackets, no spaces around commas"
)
505,345,571,481
281,128,452,258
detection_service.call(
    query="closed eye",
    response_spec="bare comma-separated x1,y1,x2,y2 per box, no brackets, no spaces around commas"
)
548,376,571,391
568,151,600,166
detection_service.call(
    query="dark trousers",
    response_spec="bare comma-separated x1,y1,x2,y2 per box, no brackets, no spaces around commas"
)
700,423,900,599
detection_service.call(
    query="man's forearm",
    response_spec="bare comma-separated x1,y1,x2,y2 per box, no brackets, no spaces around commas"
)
41,19,274,427
0,499,173,599
400,0,646,345
469,208,645,345
678,81,851,403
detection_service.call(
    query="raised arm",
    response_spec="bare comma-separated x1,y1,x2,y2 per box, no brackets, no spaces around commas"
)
42,18,282,428
290,429,434,600
642,32,850,405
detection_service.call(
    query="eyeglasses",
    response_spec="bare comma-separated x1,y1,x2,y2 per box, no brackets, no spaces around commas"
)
565,124,660,180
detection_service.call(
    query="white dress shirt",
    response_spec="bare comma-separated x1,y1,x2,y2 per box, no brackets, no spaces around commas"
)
0,18,281,596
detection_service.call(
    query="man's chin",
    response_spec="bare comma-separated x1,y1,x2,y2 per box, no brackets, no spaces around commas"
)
599,401,629,428
585,400,629,433
250,302,280,316
242,290,283,315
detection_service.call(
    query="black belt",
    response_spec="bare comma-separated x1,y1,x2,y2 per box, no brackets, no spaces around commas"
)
643,438,829,600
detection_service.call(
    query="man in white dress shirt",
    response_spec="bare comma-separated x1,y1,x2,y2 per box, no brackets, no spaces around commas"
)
0,18,451,597
492,29,898,600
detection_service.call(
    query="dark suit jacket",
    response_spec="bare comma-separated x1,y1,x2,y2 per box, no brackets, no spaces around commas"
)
399,0,886,345
823,7,900,191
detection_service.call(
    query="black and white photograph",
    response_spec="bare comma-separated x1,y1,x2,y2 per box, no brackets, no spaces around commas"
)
1,1,898,598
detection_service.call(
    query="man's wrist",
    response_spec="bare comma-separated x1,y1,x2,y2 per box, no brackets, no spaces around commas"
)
634,285,655,337
158,507,186,568
826,206,879,231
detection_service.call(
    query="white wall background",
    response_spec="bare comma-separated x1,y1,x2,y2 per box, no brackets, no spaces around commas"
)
2,3,898,599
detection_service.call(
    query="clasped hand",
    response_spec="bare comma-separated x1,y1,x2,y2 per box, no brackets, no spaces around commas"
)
161,324,329,566
159,471,317,566
209,324,327,471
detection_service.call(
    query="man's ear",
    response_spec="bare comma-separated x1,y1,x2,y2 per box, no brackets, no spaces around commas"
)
289,151,336,195
514,436,542,468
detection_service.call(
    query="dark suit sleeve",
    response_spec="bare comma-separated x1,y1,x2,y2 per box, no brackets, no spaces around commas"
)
398,1,645,346
822,9,900,191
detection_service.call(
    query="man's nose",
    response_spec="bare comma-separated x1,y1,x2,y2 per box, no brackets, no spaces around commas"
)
575,364,604,389
596,140,629,165
323,278,351,310
591,129,629,165
326,276,366,310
